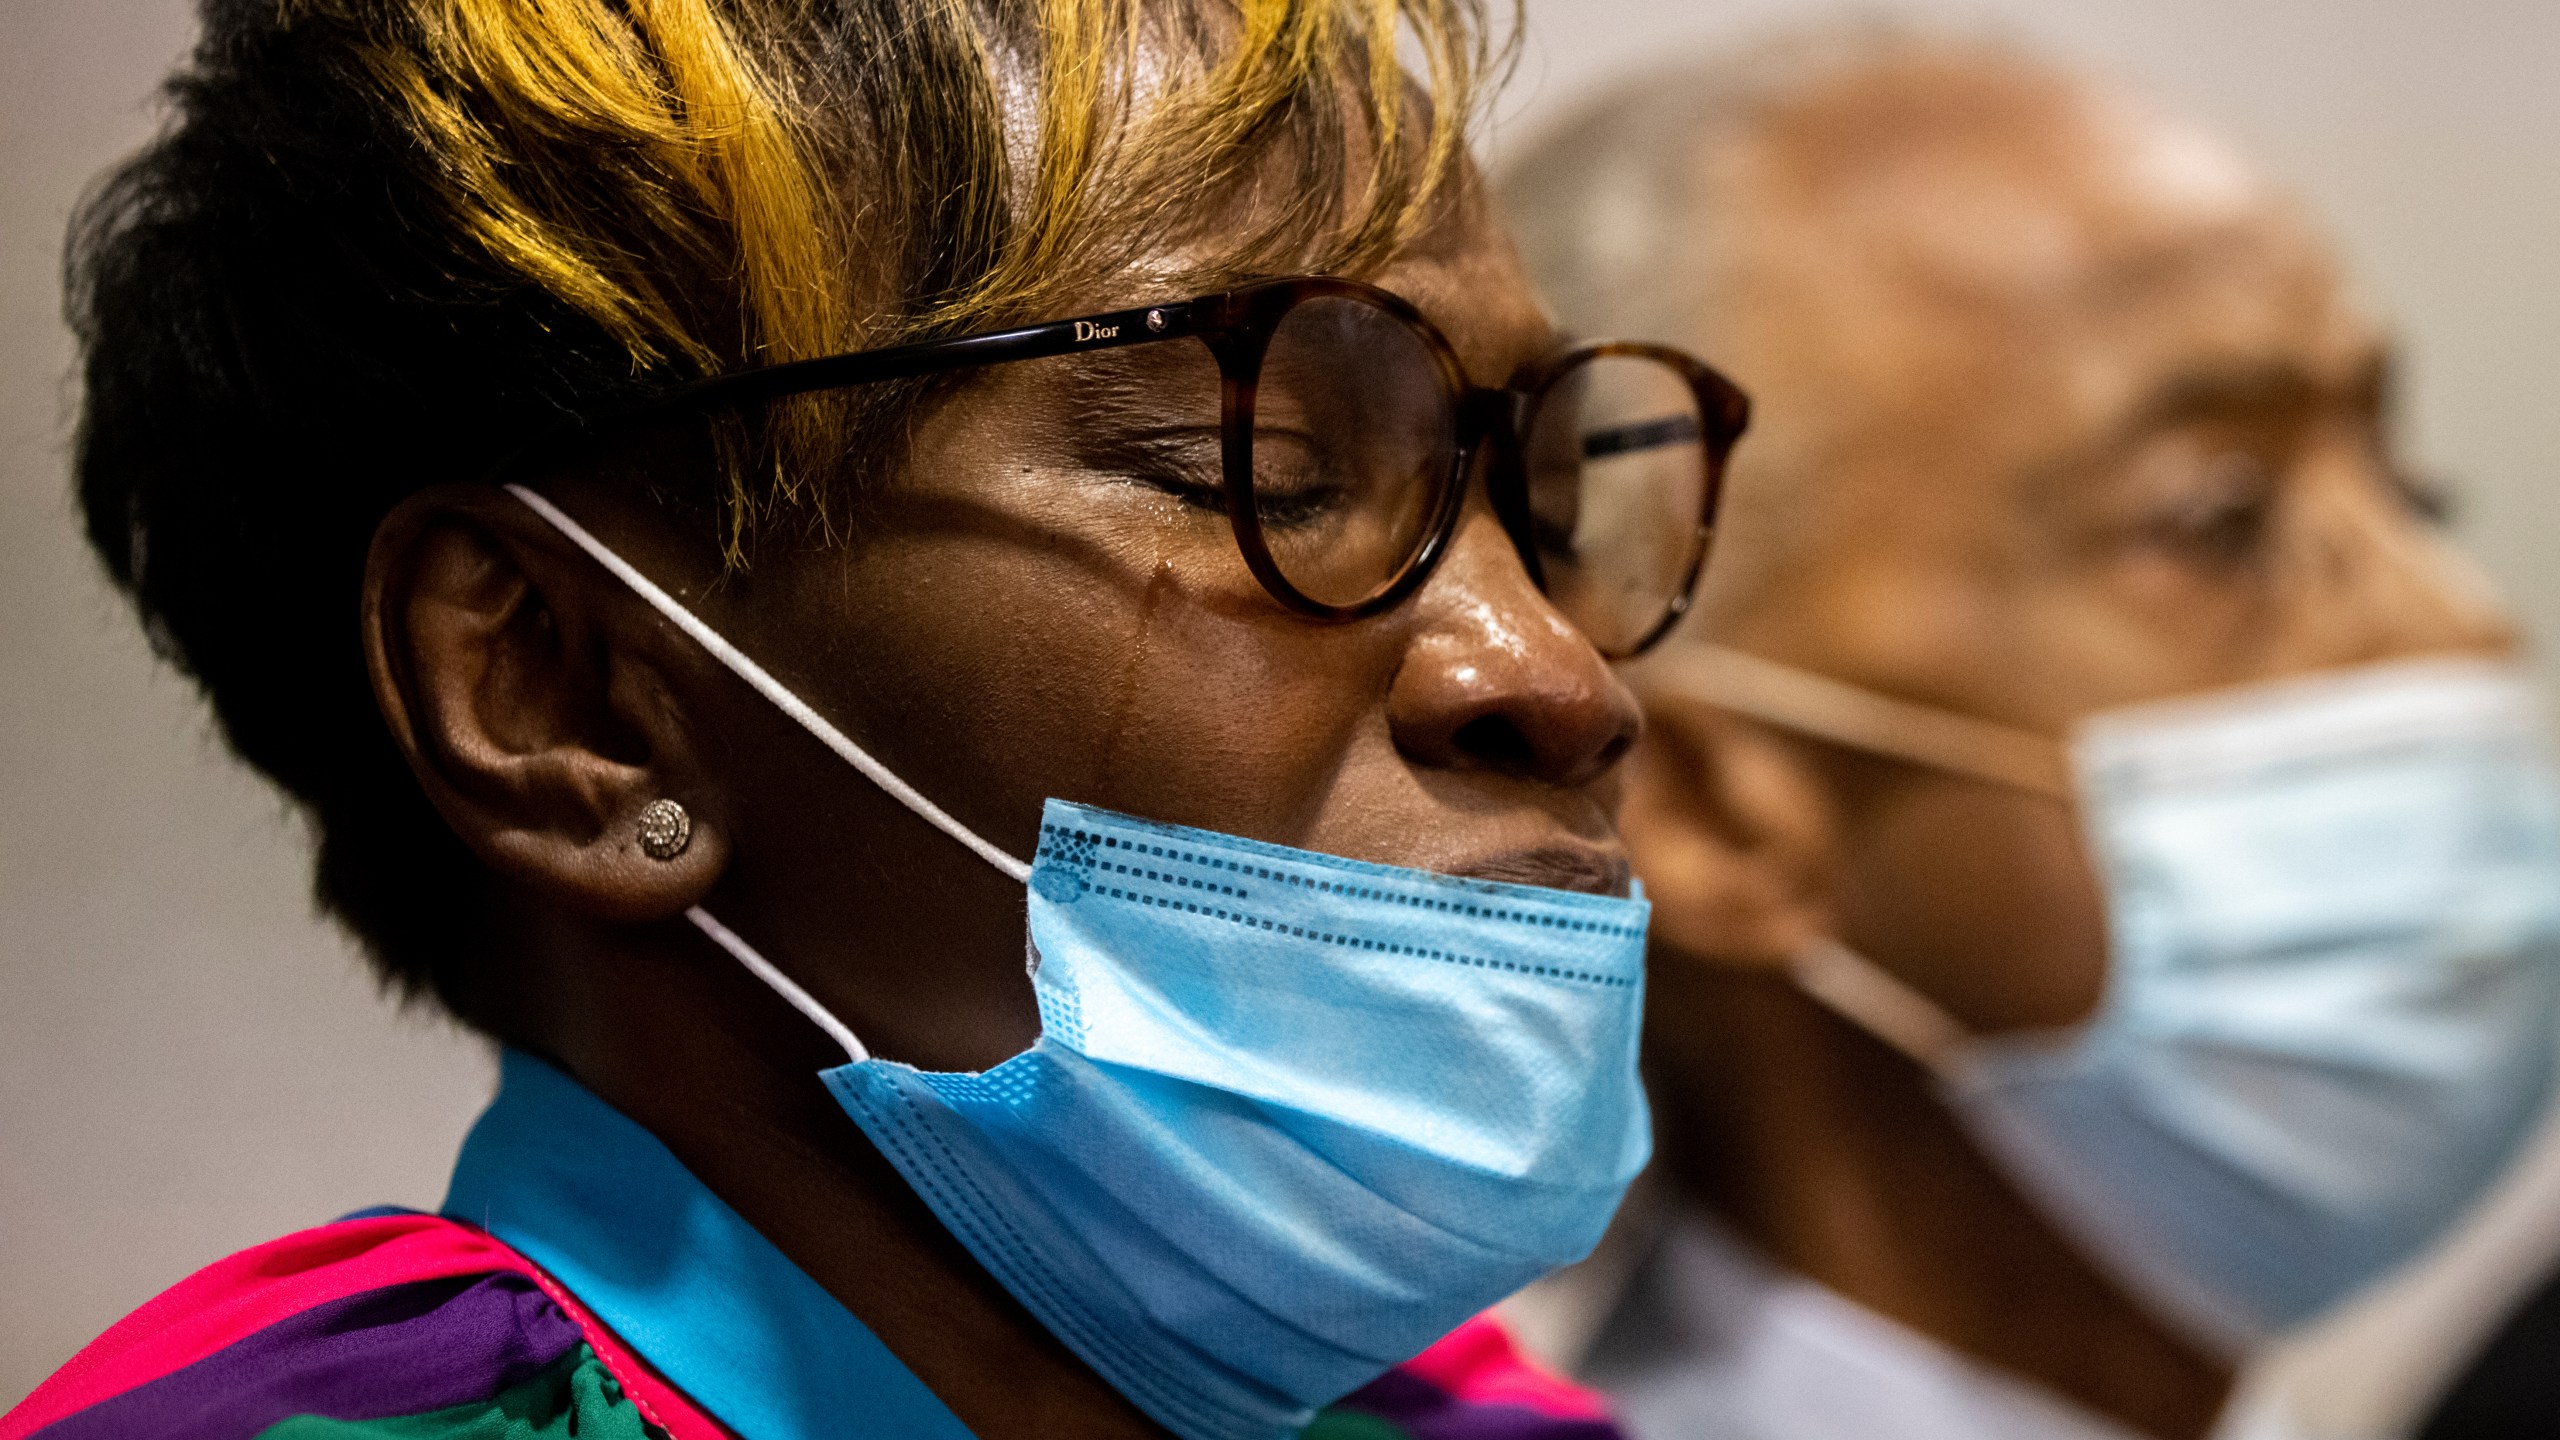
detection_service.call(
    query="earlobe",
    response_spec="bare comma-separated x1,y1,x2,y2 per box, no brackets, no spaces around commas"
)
1621,699,1841,972
362,485,728,922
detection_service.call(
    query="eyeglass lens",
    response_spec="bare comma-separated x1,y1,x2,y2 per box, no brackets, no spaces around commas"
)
1249,295,1458,609
1250,295,1712,650
1524,353,1713,655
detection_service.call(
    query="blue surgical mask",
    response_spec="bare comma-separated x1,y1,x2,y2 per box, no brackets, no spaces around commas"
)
508,486,1653,1440
1647,646,2560,1353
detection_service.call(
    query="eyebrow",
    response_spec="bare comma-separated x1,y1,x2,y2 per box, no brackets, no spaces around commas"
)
994,334,1219,416
2103,350,2391,447
2011,349,2394,508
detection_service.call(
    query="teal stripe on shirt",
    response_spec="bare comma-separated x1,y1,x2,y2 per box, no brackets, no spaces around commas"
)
443,1050,975,1440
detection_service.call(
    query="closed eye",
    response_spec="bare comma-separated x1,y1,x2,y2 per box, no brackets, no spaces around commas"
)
1095,430,1230,514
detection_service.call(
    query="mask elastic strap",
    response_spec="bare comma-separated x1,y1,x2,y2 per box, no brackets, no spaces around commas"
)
505,484,1032,885
1638,644,2074,799
688,908,871,1064
1788,936,1973,1077
504,483,1032,1068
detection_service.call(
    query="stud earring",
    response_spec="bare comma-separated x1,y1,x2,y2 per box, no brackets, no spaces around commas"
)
636,798,693,861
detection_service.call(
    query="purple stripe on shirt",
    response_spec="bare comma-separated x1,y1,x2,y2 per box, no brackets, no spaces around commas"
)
1334,1369,1627,1440
28,1274,585,1440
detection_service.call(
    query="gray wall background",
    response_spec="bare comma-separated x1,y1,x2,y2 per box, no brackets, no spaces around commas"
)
4,0,2556,1427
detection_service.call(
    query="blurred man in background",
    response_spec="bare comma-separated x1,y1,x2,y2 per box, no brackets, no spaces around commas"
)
1499,30,2560,1440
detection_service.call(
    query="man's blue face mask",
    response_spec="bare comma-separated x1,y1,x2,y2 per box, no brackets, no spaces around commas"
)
508,486,1654,1440
1651,645,2560,1354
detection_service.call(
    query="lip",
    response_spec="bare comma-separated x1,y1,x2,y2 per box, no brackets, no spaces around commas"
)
1445,845,1633,897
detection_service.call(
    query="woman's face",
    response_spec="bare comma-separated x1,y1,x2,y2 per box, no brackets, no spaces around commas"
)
531,187,1645,1069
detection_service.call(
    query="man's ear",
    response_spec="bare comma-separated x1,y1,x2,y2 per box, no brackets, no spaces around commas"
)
362,484,728,922
1622,696,1841,972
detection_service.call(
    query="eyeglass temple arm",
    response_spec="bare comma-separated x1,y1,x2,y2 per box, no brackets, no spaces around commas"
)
1581,413,1704,458
654,299,1208,416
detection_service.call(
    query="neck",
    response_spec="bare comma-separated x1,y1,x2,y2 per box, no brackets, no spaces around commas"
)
497,906,1169,1440
1648,964,2233,1440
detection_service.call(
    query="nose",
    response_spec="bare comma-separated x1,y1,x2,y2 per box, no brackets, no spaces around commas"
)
2274,434,2519,665
1387,504,1643,788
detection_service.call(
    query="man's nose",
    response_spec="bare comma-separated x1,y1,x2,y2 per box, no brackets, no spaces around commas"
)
1386,506,1643,787
2277,436,2520,664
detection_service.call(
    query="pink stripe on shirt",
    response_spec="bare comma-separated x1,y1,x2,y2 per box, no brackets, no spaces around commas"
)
1398,1315,1617,1421
1,1214,725,1440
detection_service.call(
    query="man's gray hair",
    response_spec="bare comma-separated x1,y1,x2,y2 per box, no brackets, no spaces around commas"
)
1492,22,2043,626
1499,21,2036,346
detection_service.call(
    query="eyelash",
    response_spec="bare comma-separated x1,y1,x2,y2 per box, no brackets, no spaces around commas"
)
1133,466,1230,515
1114,456,1355,532
2387,464,2456,524
1107,431,1364,531
2145,451,2279,566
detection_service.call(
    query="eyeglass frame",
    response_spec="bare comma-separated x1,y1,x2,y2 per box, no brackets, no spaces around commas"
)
568,274,1750,659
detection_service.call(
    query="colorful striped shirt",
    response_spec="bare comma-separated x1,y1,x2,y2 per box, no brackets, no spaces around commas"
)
5,1051,1622,1440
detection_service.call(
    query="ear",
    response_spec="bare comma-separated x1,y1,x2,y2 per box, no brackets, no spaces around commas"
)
362,484,728,922
1621,695,1841,972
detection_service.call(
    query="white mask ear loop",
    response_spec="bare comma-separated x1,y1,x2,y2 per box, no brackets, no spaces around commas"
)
504,484,1032,886
1626,645,2050,1076
1788,937,1973,1078
687,908,871,1063
1637,644,2074,799
1627,642,2030,1073
504,483,1038,1068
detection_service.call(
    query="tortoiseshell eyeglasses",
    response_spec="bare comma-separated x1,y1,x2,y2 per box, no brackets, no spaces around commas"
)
628,275,1749,659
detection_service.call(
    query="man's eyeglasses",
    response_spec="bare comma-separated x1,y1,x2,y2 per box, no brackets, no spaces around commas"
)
635,275,1749,659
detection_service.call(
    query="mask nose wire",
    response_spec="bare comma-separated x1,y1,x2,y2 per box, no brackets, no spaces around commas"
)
504,483,1037,1066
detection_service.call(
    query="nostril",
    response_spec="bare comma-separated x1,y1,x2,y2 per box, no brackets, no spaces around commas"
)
1452,713,1538,771
1592,727,1633,775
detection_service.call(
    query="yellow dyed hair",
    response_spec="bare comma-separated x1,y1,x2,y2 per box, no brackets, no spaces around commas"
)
299,0,1505,540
